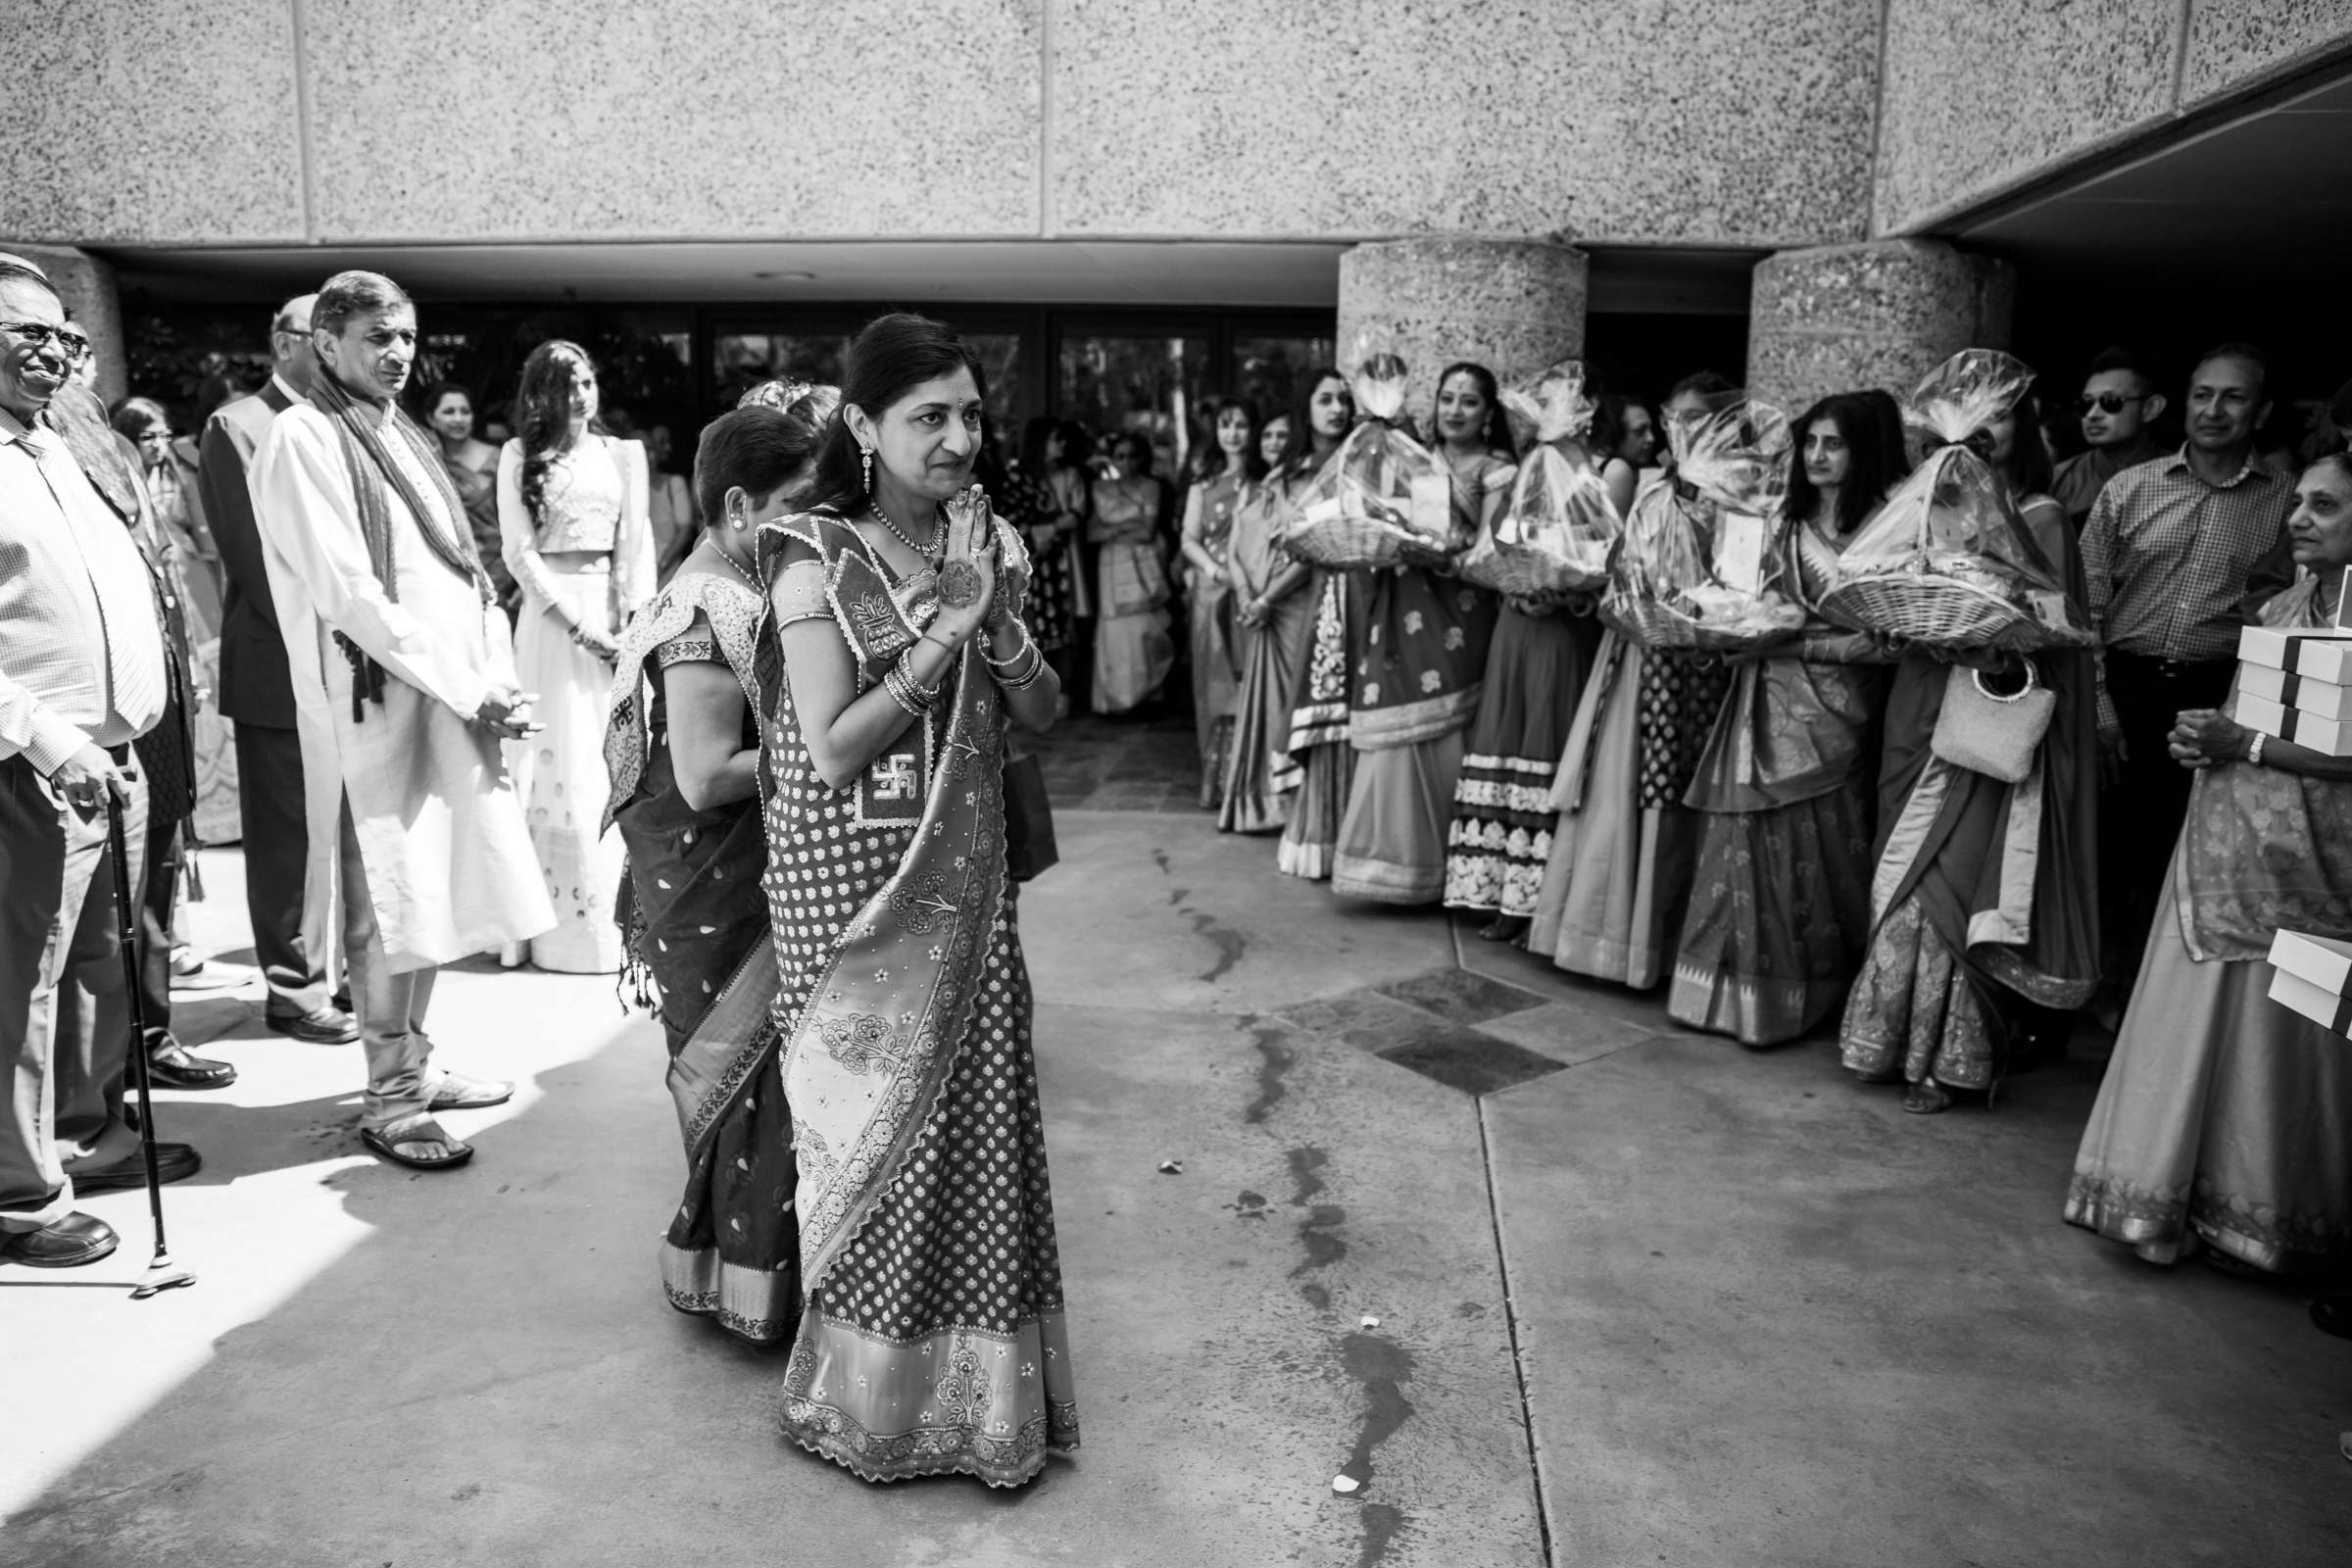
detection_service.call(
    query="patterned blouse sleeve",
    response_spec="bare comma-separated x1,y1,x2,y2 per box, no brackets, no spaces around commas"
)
772,558,830,627
653,609,721,669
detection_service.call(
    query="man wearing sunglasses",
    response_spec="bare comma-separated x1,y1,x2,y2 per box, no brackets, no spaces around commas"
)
2052,347,2167,530
0,259,184,1266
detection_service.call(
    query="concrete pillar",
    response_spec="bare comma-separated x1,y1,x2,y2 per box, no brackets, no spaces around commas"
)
0,242,125,405
1337,238,1589,425
1744,238,2015,416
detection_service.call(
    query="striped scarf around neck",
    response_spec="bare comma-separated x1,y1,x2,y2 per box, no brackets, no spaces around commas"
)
309,370,494,716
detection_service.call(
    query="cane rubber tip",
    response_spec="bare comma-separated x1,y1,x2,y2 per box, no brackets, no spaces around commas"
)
130,1265,196,1299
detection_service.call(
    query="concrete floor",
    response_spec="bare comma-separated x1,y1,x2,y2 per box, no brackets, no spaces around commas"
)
4,716,2349,1566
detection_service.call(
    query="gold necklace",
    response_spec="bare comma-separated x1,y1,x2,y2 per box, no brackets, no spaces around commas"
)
699,537,760,591
868,495,942,560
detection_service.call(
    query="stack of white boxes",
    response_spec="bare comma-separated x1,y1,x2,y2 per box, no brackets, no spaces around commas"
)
2268,930,2352,1039
2233,567,2352,757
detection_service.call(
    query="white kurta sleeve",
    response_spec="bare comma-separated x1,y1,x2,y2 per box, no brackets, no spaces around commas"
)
252,411,492,721
614,438,657,619
495,439,571,619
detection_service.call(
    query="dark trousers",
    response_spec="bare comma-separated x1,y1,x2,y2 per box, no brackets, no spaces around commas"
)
0,756,148,1229
135,807,182,1041
231,720,327,1011
2099,652,2236,986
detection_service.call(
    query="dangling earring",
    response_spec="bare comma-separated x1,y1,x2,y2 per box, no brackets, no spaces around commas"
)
859,445,874,495
729,509,747,532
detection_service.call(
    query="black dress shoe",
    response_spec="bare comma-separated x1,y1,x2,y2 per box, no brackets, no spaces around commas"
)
0,1211,119,1267
72,1143,200,1194
144,1033,237,1090
265,1003,360,1045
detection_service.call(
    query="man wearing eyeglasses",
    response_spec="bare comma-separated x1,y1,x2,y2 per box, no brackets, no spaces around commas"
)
2052,347,2168,531
0,259,182,1267
198,294,358,1048
2080,342,2296,998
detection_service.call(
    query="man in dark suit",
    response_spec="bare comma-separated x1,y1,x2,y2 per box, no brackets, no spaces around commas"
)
199,295,356,1045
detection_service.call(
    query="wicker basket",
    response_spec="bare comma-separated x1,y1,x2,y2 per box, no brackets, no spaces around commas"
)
1456,538,1609,600
1277,499,1470,571
1817,571,2085,652
1601,591,1806,655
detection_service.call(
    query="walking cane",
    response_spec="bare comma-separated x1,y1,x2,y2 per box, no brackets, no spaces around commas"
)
105,792,196,1299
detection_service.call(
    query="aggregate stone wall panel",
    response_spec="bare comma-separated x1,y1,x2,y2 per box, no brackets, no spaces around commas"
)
2179,0,2352,108
1050,0,1881,247
1336,239,1589,426
0,0,306,244
1874,0,2183,235
302,0,1043,241
1744,239,2015,416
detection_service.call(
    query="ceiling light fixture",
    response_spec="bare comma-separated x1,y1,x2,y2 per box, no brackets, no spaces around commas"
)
751,270,817,281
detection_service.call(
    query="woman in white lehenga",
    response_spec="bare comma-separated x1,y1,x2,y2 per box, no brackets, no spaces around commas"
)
498,340,655,973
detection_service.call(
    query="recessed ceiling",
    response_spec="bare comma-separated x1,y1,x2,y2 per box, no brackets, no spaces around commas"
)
1952,68,2352,284
109,236,1762,317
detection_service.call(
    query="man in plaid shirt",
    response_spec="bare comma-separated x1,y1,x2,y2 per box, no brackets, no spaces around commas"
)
2080,343,2295,995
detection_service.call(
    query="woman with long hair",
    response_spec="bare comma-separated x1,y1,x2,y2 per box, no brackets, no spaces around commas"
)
1443,371,1605,939
2067,453,2352,1278
1331,361,1505,904
1839,378,2101,1111
1668,392,1907,1044
424,381,516,614
496,339,656,973
1180,397,1262,805
605,382,832,1343
755,312,1075,1486
1526,371,1744,987
1591,392,1658,520
1088,429,1177,713
1222,388,1336,835
1274,370,1359,874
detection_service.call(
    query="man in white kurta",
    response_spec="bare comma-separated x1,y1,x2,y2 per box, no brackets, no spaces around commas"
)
250,271,553,1168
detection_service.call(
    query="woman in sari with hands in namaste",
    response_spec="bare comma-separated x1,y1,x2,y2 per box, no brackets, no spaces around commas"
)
756,313,1076,1488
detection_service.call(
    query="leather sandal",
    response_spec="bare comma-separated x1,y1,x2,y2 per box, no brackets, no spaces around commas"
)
360,1115,474,1170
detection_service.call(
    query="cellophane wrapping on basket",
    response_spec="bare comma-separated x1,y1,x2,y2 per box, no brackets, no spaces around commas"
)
1599,398,1809,652
1457,360,1619,599
1816,349,2091,653
1276,337,1466,570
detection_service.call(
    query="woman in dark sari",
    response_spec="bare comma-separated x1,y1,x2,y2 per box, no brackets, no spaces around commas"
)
759,315,1075,1487
605,384,831,1342
1838,383,2101,1111
1670,393,1905,1045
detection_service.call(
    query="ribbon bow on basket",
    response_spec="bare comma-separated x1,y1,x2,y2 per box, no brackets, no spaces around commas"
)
1814,349,2091,654
1599,397,1808,653
1457,359,1620,601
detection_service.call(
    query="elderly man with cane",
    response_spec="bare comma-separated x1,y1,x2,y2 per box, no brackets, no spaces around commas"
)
252,270,553,1170
0,258,186,1266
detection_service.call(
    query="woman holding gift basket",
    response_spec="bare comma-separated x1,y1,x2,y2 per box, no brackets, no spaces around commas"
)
1276,371,1362,878
1444,360,1613,938
1327,361,1506,905
1667,393,1909,1045
1524,374,1774,989
2065,453,2352,1278
1829,352,2101,1113
754,314,1077,1485
1223,376,1347,836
